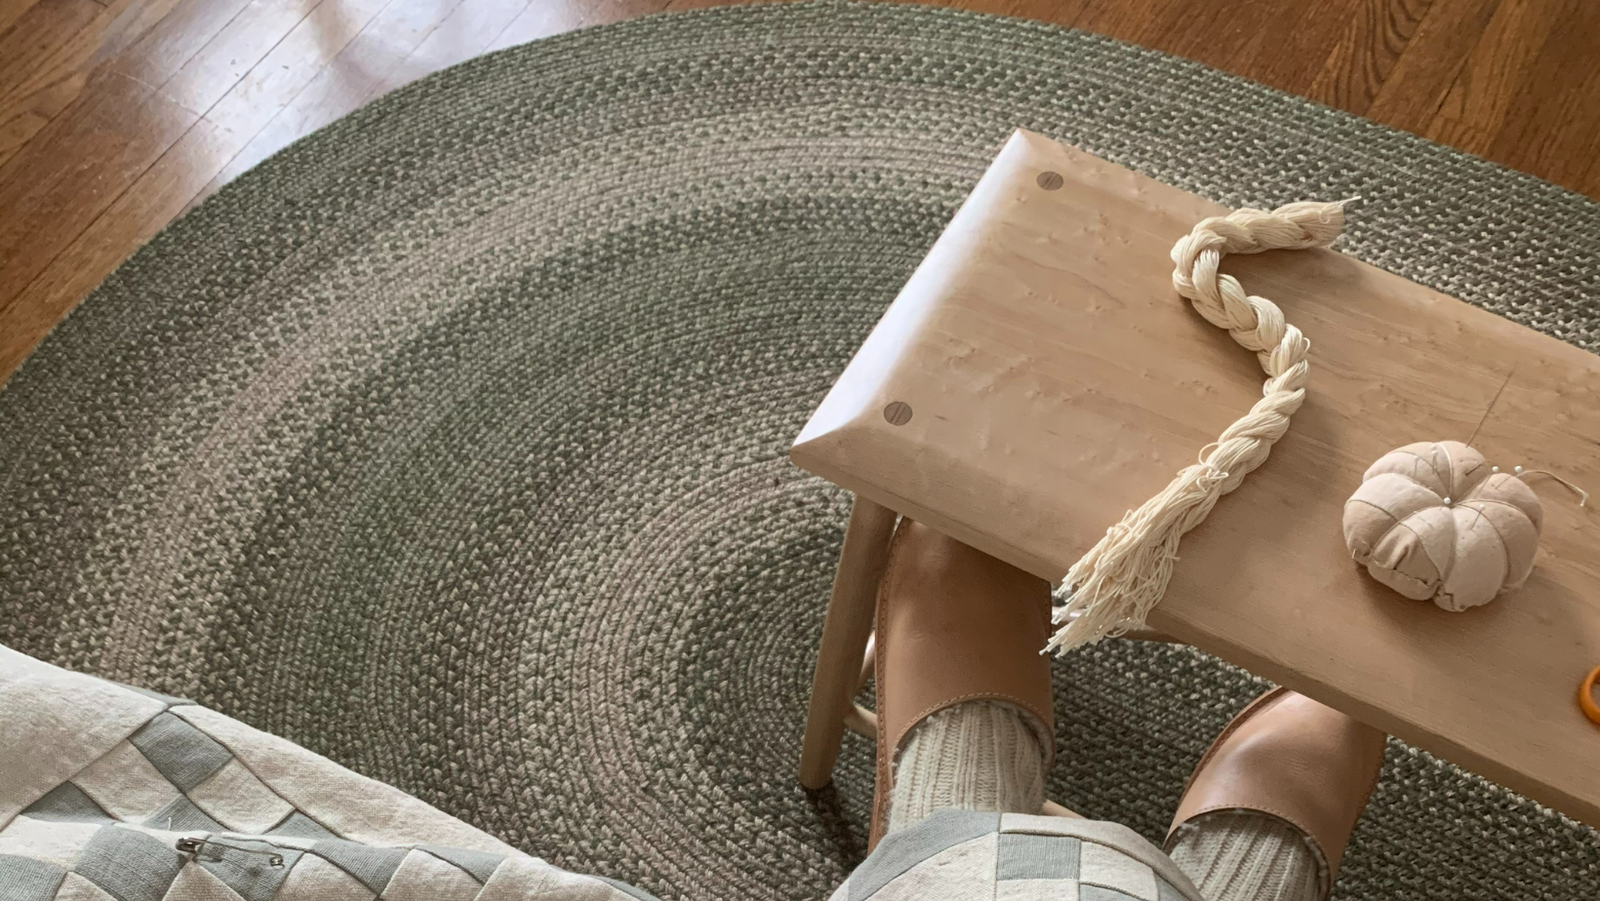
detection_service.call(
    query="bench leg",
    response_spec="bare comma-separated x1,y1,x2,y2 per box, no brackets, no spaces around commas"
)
799,495,898,789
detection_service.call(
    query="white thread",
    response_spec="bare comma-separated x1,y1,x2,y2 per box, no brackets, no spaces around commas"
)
1045,200,1353,655
1517,469,1590,507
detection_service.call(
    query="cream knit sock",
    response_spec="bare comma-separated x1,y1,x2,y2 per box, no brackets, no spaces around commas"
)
886,700,1049,834
1167,810,1325,901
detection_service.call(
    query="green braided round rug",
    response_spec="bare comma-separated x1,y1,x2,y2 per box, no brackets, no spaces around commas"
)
2,2,1597,898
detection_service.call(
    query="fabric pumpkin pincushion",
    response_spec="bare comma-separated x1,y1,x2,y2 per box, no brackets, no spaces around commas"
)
1343,440,1543,611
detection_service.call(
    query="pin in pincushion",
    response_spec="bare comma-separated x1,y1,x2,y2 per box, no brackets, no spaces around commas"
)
1343,441,1543,611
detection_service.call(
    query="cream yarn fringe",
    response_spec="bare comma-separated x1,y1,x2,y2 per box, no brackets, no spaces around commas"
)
1046,201,1353,655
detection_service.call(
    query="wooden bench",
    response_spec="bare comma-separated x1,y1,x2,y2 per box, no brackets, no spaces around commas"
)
791,130,1600,829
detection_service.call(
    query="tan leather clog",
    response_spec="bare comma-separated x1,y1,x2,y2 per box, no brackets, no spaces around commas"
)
1165,687,1388,900
868,518,1056,850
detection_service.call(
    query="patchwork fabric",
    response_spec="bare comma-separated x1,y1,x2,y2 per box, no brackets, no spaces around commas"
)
127,715,232,794
420,845,509,883
308,840,408,894
832,811,1206,901
73,743,181,823
186,761,294,834
145,797,224,835
0,647,658,901
1080,841,1159,898
0,819,101,867
996,832,1080,880
195,838,303,901
74,826,186,901
274,854,371,901
22,786,111,825
0,854,67,901
163,863,244,901
52,873,117,901
847,810,1001,900
380,850,483,901
265,814,336,843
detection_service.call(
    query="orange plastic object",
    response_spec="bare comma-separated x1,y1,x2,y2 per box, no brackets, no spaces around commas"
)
1582,666,1600,726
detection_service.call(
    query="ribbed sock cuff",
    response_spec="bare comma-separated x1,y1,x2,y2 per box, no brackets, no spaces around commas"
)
886,699,1049,834
1166,809,1325,901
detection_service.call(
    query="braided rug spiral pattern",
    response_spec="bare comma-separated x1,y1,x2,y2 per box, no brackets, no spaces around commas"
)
1050,202,1346,650
1,3,1597,899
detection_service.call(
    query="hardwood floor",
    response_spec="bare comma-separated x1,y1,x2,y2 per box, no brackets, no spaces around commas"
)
1,0,1596,382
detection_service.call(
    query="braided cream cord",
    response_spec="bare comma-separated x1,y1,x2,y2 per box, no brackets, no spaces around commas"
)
1045,200,1353,655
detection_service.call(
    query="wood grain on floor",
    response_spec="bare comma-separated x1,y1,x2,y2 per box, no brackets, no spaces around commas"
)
1,0,1596,381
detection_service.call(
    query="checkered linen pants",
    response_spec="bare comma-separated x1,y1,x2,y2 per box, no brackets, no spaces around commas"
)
830,809,1205,901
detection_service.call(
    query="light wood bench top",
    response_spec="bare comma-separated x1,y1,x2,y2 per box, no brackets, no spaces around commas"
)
792,129,1600,828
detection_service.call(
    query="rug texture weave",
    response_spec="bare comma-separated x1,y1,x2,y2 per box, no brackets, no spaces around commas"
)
2,3,1597,898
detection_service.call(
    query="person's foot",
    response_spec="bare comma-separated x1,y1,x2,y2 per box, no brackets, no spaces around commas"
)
868,518,1056,848
1165,688,1388,901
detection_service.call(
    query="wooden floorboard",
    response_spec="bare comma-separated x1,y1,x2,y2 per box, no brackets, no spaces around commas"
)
1424,0,1570,154
194,0,398,186
160,0,326,115
1362,0,1499,132
0,0,47,38
2,0,1597,382
0,0,143,167
107,0,255,89
1306,0,1433,114
0,0,103,102
1485,0,1600,192
0,68,197,308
